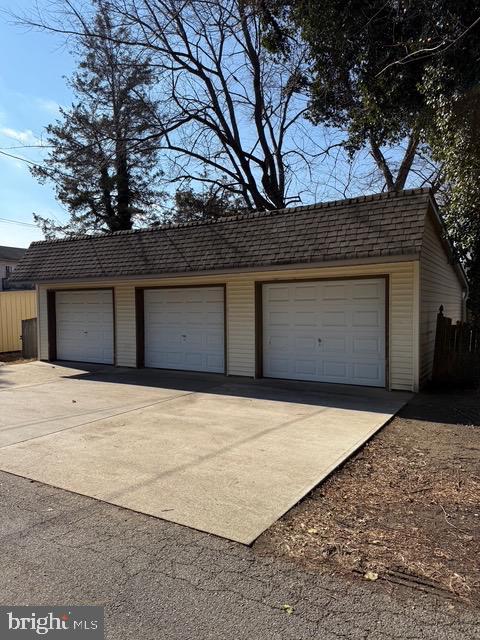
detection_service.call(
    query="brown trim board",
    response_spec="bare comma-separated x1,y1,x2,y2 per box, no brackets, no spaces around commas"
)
254,282,263,378
255,274,390,389
46,289,57,361
47,287,115,365
135,288,145,368
384,274,390,390
222,283,228,375
136,283,227,375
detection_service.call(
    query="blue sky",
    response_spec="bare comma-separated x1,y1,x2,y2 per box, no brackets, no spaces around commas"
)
0,1,73,247
0,2,402,250
0,2,355,251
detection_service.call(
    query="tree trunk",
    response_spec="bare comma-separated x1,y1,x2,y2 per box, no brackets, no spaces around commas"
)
369,137,395,191
369,132,419,193
114,138,132,231
393,132,419,191
99,165,116,230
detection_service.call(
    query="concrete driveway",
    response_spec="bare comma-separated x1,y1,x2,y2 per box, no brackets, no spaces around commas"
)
0,361,410,543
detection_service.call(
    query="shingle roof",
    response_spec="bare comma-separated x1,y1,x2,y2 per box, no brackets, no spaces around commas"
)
0,245,27,262
12,188,434,283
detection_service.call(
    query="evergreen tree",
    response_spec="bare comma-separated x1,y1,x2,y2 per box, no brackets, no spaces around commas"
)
32,3,164,236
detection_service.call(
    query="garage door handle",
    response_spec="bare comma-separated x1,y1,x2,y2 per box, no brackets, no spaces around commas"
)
83,331,88,335
318,338,322,343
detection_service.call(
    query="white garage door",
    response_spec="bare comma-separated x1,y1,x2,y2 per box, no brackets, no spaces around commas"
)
144,287,225,373
56,289,114,364
263,279,386,387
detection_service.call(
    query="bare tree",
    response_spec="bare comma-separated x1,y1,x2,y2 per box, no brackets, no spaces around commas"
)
21,0,322,211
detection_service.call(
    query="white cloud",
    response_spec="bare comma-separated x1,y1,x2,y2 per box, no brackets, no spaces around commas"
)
35,97,62,115
0,127,40,145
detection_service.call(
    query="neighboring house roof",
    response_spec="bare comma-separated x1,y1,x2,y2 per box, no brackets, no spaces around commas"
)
11,188,456,283
0,245,27,262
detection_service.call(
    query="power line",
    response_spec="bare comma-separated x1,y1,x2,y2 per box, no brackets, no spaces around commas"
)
0,149,39,166
0,217,38,228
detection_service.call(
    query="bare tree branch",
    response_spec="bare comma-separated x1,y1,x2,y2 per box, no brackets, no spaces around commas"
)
17,0,321,210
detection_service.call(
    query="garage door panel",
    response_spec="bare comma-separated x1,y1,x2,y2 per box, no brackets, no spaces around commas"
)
294,359,317,376
144,287,224,373
294,311,316,326
352,309,382,327
293,336,316,351
323,284,348,300
152,351,183,367
268,357,290,375
206,334,223,346
323,310,347,326
352,282,383,299
206,311,224,324
353,336,383,354
263,279,386,387
353,362,383,382
267,312,290,326
269,335,289,349
294,285,317,301
324,361,347,378
56,290,114,365
184,334,204,347
322,336,347,353
206,354,223,369
185,352,204,367
266,286,290,302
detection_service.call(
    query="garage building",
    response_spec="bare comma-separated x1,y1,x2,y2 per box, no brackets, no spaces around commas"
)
12,188,467,391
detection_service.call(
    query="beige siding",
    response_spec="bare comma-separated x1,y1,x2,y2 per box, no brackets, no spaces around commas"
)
0,290,37,352
38,286,48,360
115,284,137,367
37,260,419,391
420,215,464,386
226,280,255,376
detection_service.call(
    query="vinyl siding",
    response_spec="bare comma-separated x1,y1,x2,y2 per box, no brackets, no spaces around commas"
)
38,286,48,360
115,284,136,367
226,280,255,377
37,260,419,390
419,215,464,386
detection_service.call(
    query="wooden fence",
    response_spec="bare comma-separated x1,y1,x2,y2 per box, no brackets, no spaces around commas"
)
432,305,480,386
0,290,37,353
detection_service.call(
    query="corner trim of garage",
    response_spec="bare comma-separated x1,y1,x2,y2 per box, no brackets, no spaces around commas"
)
222,283,228,375
135,288,145,368
385,274,390,390
47,289,57,361
254,282,263,378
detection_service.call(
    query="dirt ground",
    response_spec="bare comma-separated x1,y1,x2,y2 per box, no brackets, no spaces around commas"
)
0,351,35,365
255,389,480,606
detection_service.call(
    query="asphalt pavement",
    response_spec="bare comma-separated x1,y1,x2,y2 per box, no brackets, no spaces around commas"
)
0,471,477,639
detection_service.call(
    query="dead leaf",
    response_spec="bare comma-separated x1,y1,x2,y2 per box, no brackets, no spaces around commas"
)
282,604,294,615
364,571,379,581
307,527,318,534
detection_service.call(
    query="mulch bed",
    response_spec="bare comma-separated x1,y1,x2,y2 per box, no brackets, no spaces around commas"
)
255,390,480,606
